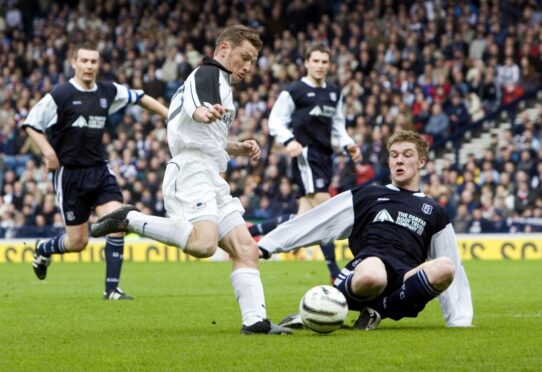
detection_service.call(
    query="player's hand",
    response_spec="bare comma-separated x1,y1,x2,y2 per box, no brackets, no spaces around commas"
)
193,103,227,123
346,144,362,163
240,140,260,161
286,140,303,158
43,150,60,172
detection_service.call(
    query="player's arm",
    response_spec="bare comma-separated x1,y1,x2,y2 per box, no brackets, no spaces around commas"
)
21,93,60,171
138,95,168,119
181,66,227,123
258,190,355,256
24,128,59,171
332,93,361,162
226,140,260,161
429,223,474,327
110,83,168,119
268,91,302,157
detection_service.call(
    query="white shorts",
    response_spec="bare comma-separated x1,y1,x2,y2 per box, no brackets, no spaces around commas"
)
163,150,245,239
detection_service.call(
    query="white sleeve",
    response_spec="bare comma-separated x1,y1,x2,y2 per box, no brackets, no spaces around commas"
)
331,93,355,148
181,76,199,119
429,223,474,327
23,93,58,131
109,82,144,114
268,91,296,144
259,190,355,254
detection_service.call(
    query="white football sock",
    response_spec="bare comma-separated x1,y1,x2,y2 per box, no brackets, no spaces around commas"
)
231,268,267,326
126,211,193,249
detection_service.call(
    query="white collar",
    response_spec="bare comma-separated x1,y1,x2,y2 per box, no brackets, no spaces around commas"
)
301,76,326,89
386,183,426,197
70,78,97,92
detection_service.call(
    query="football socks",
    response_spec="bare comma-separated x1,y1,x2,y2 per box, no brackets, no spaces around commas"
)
320,242,341,279
36,233,66,256
126,211,193,249
104,236,124,292
334,271,370,309
375,269,441,320
231,268,267,326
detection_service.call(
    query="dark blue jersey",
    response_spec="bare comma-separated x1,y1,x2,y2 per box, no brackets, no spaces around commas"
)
349,184,450,267
23,79,142,167
269,77,354,154
259,184,473,327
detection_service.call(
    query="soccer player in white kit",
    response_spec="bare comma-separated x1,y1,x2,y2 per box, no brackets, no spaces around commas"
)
91,25,291,334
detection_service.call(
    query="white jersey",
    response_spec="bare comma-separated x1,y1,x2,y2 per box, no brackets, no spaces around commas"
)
167,57,236,172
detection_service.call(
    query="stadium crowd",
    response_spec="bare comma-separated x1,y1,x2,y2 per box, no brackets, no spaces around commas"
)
1,0,542,238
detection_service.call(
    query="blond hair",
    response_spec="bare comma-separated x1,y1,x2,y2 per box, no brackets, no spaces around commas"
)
387,130,429,160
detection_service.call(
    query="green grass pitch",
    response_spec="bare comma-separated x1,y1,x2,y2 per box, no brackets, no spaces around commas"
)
1,260,541,371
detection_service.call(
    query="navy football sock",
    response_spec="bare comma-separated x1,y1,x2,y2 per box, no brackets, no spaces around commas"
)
36,233,66,257
248,214,295,236
104,237,124,291
374,270,441,320
320,242,341,279
334,271,370,311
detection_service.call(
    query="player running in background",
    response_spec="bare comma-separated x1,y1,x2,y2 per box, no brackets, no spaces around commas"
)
23,43,168,300
91,25,291,334
258,130,473,330
252,45,361,282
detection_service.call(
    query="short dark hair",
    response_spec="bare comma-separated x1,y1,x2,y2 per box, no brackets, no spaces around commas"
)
387,130,429,160
72,42,99,60
305,44,331,60
216,25,263,52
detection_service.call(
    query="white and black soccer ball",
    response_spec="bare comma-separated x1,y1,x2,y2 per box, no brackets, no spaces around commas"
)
299,285,348,334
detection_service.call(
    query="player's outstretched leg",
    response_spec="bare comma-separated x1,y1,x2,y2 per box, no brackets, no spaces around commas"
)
91,205,139,237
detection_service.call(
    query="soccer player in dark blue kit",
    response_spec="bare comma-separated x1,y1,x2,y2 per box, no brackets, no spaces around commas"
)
259,45,361,282
23,43,169,300
259,131,473,329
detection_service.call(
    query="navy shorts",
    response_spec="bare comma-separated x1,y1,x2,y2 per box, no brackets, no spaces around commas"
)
53,164,123,226
292,146,332,197
336,253,413,312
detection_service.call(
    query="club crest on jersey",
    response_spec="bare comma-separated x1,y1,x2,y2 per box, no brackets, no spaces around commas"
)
329,92,337,101
421,203,433,215
100,98,108,108
65,211,75,221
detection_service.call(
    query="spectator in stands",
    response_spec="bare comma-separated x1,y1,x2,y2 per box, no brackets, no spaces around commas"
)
424,102,450,143
444,91,470,132
468,208,493,233
480,66,500,112
453,203,472,233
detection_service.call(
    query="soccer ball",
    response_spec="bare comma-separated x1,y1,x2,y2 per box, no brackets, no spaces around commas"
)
299,285,348,333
